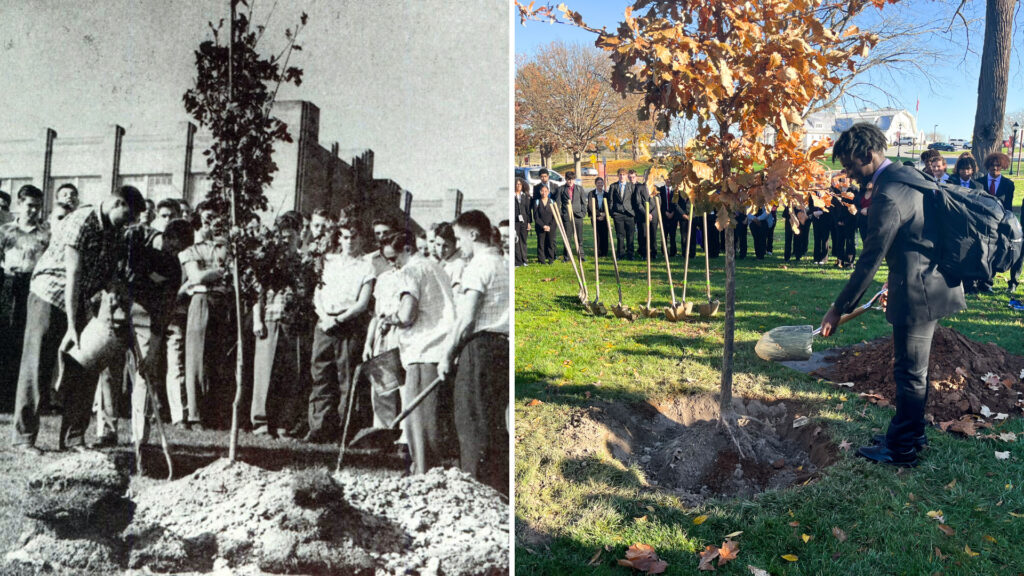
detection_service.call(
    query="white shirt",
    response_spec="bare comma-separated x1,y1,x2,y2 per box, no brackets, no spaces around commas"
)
396,258,455,367
314,253,375,318
458,247,508,336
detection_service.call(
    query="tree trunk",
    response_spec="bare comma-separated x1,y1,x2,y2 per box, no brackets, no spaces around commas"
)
971,0,1014,163
614,145,620,161
573,151,582,181
631,139,639,161
721,223,735,416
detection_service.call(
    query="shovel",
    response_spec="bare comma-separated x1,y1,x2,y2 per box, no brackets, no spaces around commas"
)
565,203,591,308
639,200,659,318
697,211,720,318
654,196,689,321
604,201,635,320
343,374,446,456
755,288,887,362
550,203,588,306
589,197,607,316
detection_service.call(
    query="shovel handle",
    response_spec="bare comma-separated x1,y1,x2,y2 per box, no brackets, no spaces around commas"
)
604,201,624,305
654,196,677,305
703,212,712,300
812,288,887,336
550,203,586,297
645,200,652,306
387,375,446,429
591,197,600,301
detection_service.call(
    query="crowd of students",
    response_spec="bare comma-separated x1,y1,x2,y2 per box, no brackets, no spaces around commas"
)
0,183,509,495
512,152,1020,293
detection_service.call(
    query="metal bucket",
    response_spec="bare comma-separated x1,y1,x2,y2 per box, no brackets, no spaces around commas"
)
63,315,128,371
361,348,405,395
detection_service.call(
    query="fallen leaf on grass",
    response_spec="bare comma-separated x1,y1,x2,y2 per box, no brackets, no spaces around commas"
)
945,479,957,490
834,381,855,388
982,372,1001,388
858,392,890,407
937,524,955,536
724,531,743,539
697,546,719,571
526,399,544,407
938,416,991,437
801,533,812,543
788,521,800,527
993,413,1008,420
838,440,852,451
634,515,648,523
983,535,997,543
995,451,1010,460
562,359,573,366
693,514,709,525
927,510,946,523
1009,512,1024,518
718,540,739,565
781,554,798,562
832,527,847,542
619,543,668,574
964,545,979,557
587,549,603,566
981,405,993,418
747,566,771,576
934,547,946,560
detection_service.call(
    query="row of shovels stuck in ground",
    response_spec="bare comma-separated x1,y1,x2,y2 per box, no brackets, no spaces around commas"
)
549,195,719,322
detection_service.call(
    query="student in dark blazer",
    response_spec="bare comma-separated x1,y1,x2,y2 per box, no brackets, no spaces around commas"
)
555,171,587,262
514,178,532,266
823,123,965,467
588,177,610,257
656,183,679,257
532,184,557,264
531,168,553,206
950,156,983,192
829,174,858,268
631,170,654,259
974,152,1016,292
608,169,636,259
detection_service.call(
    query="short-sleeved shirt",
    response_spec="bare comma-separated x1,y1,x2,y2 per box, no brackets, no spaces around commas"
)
263,288,294,323
458,247,508,335
179,237,231,296
369,267,403,353
30,206,123,311
397,257,455,367
0,220,51,275
443,254,467,290
314,253,375,318
364,251,390,276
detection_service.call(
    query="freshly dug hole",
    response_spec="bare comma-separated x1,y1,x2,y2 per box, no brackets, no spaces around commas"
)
560,395,836,505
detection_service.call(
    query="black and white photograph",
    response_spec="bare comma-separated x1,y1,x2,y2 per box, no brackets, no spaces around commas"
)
0,1,510,574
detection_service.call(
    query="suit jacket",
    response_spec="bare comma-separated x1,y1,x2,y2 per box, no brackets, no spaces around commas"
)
514,192,532,230
588,188,610,222
833,163,965,326
532,181,554,206
656,185,678,221
975,174,1015,213
555,182,587,219
608,181,635,218
532,199,557,232
950,178,984,192
630,181,652,221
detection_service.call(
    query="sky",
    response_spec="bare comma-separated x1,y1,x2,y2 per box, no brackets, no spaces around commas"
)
0,0,510,205
515,0,1024,143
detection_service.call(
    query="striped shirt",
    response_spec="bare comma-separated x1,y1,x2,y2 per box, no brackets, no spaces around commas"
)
0,220,50,275
397,257,455,367
30,206,123,311
458,246,508,335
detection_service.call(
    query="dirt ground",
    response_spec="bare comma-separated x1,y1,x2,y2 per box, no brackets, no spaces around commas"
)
557,395,836,506
0,414,508,576
813,325,1024,424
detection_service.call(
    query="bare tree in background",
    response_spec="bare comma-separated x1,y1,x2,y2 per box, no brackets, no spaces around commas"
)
517,41,625,175
971,0,1015,162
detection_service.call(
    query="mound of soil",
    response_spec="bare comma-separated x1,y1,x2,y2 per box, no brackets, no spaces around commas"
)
813,325,1024,424
559,395,836,504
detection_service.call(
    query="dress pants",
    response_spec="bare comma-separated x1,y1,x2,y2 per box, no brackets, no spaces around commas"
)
831,222,856,266
767,208,778,253
784,211,810,260
812,216,831,262
593,216,609,257
405,362,458,474
535,230,555,264
92,303,155,446
750,220,770,259
663,213,679,256
454,333,509,496
733,218,748,258
12,293,86,447
252,320,304,431
636,217,656,260
561,214,584,260
884,321,937,452
613,215,635,259
0,273,31,410
308,317,368,439
184,293,236,428
514,223,529,266
164,316,186,423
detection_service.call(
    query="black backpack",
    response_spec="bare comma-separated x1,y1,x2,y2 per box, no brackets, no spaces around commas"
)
883,166,1023,283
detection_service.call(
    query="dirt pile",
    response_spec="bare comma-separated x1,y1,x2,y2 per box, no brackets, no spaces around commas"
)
813,325,1024,423
558,396,835,504
7,451,133,574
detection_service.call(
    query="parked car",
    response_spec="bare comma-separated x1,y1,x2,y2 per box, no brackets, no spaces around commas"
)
949,138,966,149
895,136,916,146
581,167,599,176
515,166,566,193
927,142,956,152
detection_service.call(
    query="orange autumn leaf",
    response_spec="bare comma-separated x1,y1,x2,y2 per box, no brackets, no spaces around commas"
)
697,545,719,571
619,543,668,574
526,399,543,407
718,540,739,565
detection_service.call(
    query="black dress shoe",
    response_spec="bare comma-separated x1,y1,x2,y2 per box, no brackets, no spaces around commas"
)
856,444,918,467
871,433,927,451
90,435,118,449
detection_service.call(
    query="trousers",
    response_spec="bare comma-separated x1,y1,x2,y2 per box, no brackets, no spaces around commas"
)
453,333,509,496
884,320,937,451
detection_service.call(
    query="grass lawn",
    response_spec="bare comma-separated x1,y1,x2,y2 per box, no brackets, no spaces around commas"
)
514,215,1024,575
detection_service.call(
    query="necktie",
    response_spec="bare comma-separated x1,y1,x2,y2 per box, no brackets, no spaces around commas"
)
990,178,997,197
568,185,573,201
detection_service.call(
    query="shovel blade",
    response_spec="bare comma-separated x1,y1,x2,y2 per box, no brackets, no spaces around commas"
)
347,427,402,451
755,324,815,362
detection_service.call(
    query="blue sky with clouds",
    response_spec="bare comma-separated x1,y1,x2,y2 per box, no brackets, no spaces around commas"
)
516,0,1024,143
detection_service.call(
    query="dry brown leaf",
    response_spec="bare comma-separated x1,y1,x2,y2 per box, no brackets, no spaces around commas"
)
635,515,648,523
748,566,771,576
937,524,955,536
831,526,847,542
983,535,997,543
788,521,800,527
838,440,852,451
945,479,957,490
934,547,946,560
697,545,720,571
587,548,603,566
718,540,739,565
526,399,543,407
620,543,668,574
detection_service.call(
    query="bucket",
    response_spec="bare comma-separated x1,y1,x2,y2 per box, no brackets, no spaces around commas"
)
361,348,405,395
63,315,128,371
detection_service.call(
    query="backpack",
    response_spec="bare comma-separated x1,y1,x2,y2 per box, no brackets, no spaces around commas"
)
882,166,1023,283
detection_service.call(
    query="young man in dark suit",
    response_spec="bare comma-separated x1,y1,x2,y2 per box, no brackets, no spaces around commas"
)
974,152,1016,293
556,171,586,262
630,170,654,260
589,177,610,257
608,169,636,259
532,184,557,264
656,183,679,257
514,178,531,267
822,123,965,467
